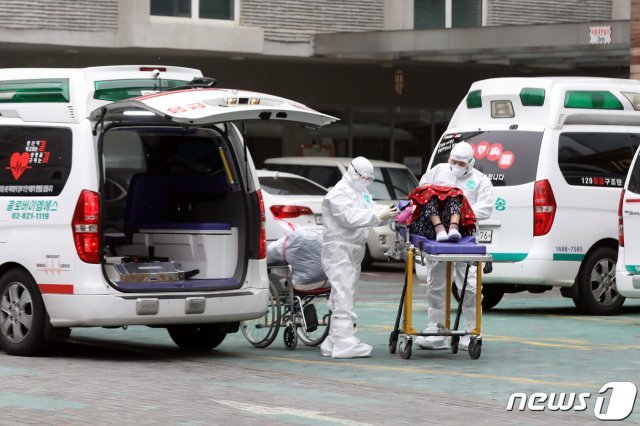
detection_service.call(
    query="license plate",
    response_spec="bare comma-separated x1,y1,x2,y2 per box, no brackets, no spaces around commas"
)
315,214,323,225
477,229,492,243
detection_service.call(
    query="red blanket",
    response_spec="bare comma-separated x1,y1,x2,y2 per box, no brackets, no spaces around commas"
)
408,184,476,234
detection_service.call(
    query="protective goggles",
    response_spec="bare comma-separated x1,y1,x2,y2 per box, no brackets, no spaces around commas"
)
351,162,374,183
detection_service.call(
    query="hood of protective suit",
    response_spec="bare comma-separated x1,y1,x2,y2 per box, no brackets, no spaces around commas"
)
449,141,475,177
347,157,374,192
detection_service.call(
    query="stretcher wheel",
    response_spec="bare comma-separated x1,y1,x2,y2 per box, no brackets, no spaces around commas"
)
283,324,297,350
388,331,398,354
468,338,482,360
451,336,459,354
399,337,412,360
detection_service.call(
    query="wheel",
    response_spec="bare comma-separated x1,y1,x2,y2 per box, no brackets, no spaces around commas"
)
297,293,330,347
361,245,374,271
0,269,47,356
482,286,505,311
573,246,625,315
468,338,482,360
167,324,227,351
451,335,459,354
283,324,297,350
388,331,399,354
399,337,412,359
241,283,281,348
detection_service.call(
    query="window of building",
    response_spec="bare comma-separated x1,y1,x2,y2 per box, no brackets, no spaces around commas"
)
150,0,235,21
415,0,483,29
414,0,445,30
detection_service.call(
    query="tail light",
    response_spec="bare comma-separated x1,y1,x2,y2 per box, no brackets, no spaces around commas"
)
270,205,314,219
72,190,100,263
618,189,626,247
533,179,556,236
256,189,267,259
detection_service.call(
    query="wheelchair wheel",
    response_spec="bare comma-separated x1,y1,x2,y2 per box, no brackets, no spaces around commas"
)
297,292,331,347
241,283,281,348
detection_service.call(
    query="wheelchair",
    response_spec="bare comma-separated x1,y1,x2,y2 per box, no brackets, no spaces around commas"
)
241,262,331,350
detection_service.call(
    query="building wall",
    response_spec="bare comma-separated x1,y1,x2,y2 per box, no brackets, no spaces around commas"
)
487,0,612,26
0,0,118,31
240,0,384,43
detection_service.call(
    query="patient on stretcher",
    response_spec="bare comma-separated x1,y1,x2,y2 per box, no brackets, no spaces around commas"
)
398,184,476,243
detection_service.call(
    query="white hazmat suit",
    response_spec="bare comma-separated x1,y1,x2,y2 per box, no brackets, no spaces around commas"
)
415,142,494,350
320,157,398,358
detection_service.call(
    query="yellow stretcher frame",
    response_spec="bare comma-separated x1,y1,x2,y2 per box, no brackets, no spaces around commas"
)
391,243,493,360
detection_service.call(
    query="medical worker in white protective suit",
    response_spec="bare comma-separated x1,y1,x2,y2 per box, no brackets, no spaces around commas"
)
320,157,398,358
415,141,494,351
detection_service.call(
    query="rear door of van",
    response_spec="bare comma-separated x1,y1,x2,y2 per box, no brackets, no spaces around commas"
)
428,128,544,262
621,145,640,277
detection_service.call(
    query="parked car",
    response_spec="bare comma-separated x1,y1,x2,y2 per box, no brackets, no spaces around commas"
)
616,144,640,299
430,76,640,314
263,157,419,267
257,169,326,243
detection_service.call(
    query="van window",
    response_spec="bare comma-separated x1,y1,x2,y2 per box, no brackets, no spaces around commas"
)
369,168,392,199
558,133,635,188
432,131,543,186
626,147,640,194
0,126,72,196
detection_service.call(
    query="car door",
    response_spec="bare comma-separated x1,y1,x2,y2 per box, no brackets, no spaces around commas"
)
621,144,640,274
90,88,337,127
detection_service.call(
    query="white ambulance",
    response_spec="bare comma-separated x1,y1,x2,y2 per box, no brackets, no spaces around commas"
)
0,65,336,355
616,145,640,298
428,77,640,315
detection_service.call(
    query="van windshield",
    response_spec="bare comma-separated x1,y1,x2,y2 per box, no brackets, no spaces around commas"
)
431,131,543,186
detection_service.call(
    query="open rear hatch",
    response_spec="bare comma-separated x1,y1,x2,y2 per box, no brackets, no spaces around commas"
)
93,88,337,292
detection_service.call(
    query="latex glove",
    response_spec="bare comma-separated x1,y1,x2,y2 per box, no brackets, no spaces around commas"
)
377,205,399,221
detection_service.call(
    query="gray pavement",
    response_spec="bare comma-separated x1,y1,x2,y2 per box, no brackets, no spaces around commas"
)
1,265,639,425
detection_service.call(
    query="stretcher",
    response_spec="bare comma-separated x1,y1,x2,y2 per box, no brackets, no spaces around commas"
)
386,229,492,360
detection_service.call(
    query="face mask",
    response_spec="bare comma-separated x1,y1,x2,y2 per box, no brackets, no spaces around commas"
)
451,165,467,178
354,179,369,191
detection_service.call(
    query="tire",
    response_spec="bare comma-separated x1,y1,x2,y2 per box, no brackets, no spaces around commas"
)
241,283,281,348
167,324,227,351
297,292,330,347
573,246,625,315
283,324,297,350
0,269,47,356
468,338,482,360
361,246,374,271
399,337,412,359
482,286,504,311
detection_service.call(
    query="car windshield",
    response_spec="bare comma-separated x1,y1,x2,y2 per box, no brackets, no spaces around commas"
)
431,131,544,186
259,176,327,196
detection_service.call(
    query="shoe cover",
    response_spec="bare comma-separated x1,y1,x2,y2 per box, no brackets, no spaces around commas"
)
415,335,449,350
331,337,372,358
448,228,461,241
459,335,470,351
320,335,334,357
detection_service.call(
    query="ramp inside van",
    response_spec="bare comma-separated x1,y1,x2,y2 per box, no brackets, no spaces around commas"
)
101,126,249,292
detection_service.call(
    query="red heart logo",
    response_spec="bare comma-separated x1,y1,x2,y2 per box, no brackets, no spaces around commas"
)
7,152,31,181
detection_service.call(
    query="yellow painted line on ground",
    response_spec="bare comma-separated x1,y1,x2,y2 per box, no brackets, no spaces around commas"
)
249,354,597,389
544,314,640,325
356,327,640,351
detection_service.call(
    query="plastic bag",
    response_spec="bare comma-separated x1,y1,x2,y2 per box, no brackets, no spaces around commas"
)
267,227,326,285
